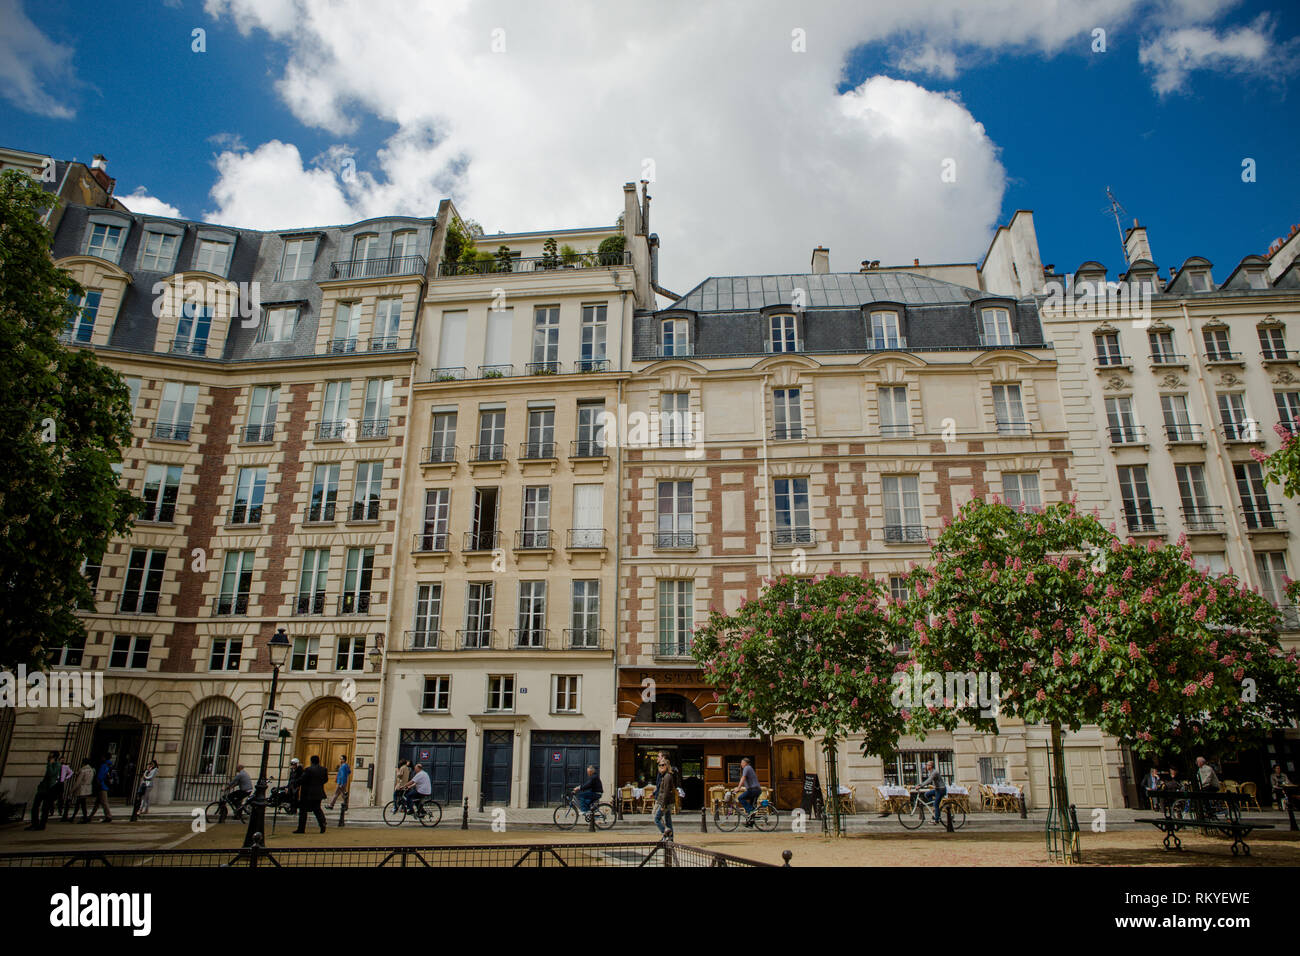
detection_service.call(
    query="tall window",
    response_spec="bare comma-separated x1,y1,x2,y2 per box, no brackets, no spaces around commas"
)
231,467,267,524
980,307,1014,346
1234,462,1276,529
245,385,279,442
1275,392,1300,431
259,306,296,344
882,475,923,542
352,233,379,261
768,314,798,352
428,410,457,463
521,486,551,548
297,549,329,615
373,298,402,350
109,635,151,670
773,388,802,440
516,581,547,647
525,408,555,458
465,582,495,647
413,583,443,648
470,488,499,550
487,675,515,712
341,547,374,613
570,581,600,648
419,489,450,551
1175,464,1215,530
1255,552,1290,607
1161,393,1195,441
579,303,608,370
1094,331,1124,366
63,291,102,343
773,477,812,544
173,301,212,355
217,550,255,615
331,302,361,353
1002,473,1041,510
657,480,693,548
878,386,909,437
657,580,694,656
321,380,351,437
1203,327,1233,361
1217,393,1253,440
120,548,166,613
1117,465,1156,532
660,391,692,446
209,638,242,672
86,223,124,262
870,310,903,349
1149,330,1179,363
194,239,231,275
1104,396,1141,444
390,230,416,260
552,675,581,714
156,382,199,440
141,464,182,522
279,237,316,281
335,636,366,672
575,401,606,456
531,306,560,372
660,318,689,356
309,464,340,521
1259,326,1288,360
992,384,1027,435
139,232,179,271
351,462,383,520
477,410,505,460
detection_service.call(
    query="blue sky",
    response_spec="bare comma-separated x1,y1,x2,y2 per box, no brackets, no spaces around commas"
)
2,0,1297,290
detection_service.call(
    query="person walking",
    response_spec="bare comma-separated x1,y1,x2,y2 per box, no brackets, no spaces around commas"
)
286,757,304,812
294,755,328,834
653,754,678,842
1195,756,1221,792
137,760,159,814
70,759,94,823
89,755,114,823
57,757,74,821
26,751,61,830
326,754,351,810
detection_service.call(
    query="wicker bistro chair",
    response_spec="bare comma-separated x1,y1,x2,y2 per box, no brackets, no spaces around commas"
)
977,785,996,811
641,784,656,812
1238,782,1261,811
619,785,635,814
708,786,728,814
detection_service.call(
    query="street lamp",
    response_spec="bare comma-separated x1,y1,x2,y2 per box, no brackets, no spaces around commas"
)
244,627,292,848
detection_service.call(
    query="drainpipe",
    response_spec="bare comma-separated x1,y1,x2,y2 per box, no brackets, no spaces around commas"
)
613,372,625,788
1179,301,1252,580
760,374,773,579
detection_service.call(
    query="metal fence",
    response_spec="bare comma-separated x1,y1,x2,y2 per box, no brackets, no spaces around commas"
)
0,841,777,868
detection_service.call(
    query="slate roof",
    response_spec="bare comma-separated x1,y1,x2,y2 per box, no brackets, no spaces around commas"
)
670,272,985,312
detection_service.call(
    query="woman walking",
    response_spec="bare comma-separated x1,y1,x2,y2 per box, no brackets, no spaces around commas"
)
137,760,159,814
70,759,94,823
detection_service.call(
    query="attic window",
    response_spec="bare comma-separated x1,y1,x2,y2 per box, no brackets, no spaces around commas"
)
768,314,799,352
1189,271,1211,292
1247,271,1269,290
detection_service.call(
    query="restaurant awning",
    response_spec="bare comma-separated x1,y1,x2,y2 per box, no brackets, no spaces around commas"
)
624,724,760,741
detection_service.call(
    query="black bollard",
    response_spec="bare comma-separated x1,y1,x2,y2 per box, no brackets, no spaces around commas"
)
781,850,793,867
461,797,470,830
1019,793,1028,819
944,804,954,833
337,791,347,828
700,805,708,833
588,803,596,832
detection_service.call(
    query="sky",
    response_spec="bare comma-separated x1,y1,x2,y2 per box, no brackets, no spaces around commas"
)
1,0,1297,296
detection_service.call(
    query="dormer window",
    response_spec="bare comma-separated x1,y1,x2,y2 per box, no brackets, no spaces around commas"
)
869,310,903,349
173,301,212,356
391,230,417,260
660,318,690,356
1189,271,1211,292
195,239,231,276
1247,271,1270,290
139,232,180,272
86,223,125,263
352,233,379,260
279,237,317,281
259,305,298,344
979,307,1016,347
63,291,102,344
768,313,799,352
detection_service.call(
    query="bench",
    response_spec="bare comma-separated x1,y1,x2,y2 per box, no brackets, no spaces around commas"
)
1134,816,1275,856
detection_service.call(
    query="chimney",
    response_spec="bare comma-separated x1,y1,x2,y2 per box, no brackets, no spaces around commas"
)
811,246,829,274
623,183,639,238
88,154,114,194
1124,218,1153,265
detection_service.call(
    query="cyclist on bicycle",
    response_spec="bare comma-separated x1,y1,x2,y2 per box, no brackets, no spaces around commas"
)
919,761,947,824
226,764,253,810
400,762,432,812
732,757,762,826
572,765,603,816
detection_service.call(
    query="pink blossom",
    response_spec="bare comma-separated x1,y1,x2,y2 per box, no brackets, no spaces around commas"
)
1147,677,1159,692
1128,642,1141,661
1036,689,1047,702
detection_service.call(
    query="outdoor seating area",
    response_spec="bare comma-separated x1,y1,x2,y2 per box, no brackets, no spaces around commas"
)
874,782,1020,814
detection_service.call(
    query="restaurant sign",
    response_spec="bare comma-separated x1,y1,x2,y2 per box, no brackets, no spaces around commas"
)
625,726,756,740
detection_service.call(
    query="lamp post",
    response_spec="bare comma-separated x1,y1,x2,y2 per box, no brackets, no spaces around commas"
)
244,627,292,848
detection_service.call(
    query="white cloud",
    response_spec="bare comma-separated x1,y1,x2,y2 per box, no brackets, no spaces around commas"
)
0,0,76,119
1139,14,1286,95
897,45,959,79
120,188,183,219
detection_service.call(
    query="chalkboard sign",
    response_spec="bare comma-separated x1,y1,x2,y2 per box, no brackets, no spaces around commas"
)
801,773,824,815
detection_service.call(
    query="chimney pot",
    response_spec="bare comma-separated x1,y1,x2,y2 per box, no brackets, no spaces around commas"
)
91,155,107,170
913,258,920,266
810,246,830,275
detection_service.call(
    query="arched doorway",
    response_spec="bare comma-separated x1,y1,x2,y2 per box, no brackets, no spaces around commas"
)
295,698,356,799
64,694,157,804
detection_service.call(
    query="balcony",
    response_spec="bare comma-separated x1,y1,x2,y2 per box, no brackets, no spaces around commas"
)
1221,420,1263,443
1108,424,1148,445
437,250,630,277
575,358,610,373
1180,505,1226,533
360,418,389,439
303,502,337,524
656,640,693,659
1205,350,1244,365
526,361,562,376
349,500,381,522
422,445,457,465
455,629,497,650
515,529,553,551
338,593,378,615
655,531,696,549
317,421,349,441
1271,605,1300,631
226,504,264,526
1242,506,1286,532
368,335,400,352
243,423,274,443
1165,422,1205,444
1262,349,1296,364
294,593,326,616
1094,353,1131,369
1122,506,1166,535
565,628,606,650
404,629,444,651
138,505,176,525
477,364,514,379
470,443,507,462
463,530,500,552
510,628,549,649
152,421,192,441
412,531,449,553
773,527,816,547
170,338,208,356
995,421,1032,437
329,254,426,281
772,425,806,441
521,440,557,460
428,367,466,382
978,333,1021,348
657,344,694,358
570,439,607,459
567,529,605,549
869,336,908,351
1150,351,1188,367
878,424,913,439
884,524,926,544
213,595,250,616
328,337,358,355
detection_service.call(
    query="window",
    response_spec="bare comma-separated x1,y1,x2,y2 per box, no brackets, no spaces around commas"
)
50,634,85,668
878,386,909,437
516,581,547,647
245,385,279,442
428,410,457,463
331,302,361,353
470,488,499,550
531,306,560,372
881,750,955,788
197,720,234,776
575,401,606,456
141,464,182,522
1189,271,1211,292
139,232,179,272
1105,396,1141,444
657,480,693,548
352,233,379,260
63,291,102,343
291,637,320,672
889,575,911,603
1234,462,1276,528
1117,465,1156,532
1161,394,1196,441
156,382,199,440
120,548,166,613
194,239,231,276
660,318,689,356
657,580,694,656
552,675,581,714
321,380,351,439
1256,552,1289,607
660,391,692,446
773,388,803,440
1276,392,1300,431
259,306,297,344
279,237,316,281
422,676,450,712
1002,473,1041,510
477,410,505,460
487,675,515,712
883,475,923,542
209,638,242,672
349,462,383,521
979,757,1008,786
173,300,212,355
768,313,798,352
309,463,340,521
217,550,255,615
419,489,450,551
373,298,402,350
1175,464,1215,530
571,484,603,547
438,310,468,374
391,230,417,260
1260,326,1288,360
465,582,495,647
579,303,608,370
109,635,151,670
870,310,903,349
125,377,142,416
570,580,600,648
1094,331,1124,366
296,549,329,615
1218,393,1254,441
231,467,267,524
341,547,374,613
773,477,812,545
336,635,366,672
526,408,555,458
1149,330,1179,363
86,223,124,262
521,486,552,548
980,307,1015,346
413,584,443,648
992,384,1028,435
1203,327,1233,361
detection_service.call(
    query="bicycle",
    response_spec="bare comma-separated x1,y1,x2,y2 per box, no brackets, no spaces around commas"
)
897,788,967,830
715,791,779,832
204,789,254,825
554,790,616,830
382,791,443,827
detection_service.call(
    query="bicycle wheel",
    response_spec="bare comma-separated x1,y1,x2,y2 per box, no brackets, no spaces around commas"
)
754,805,779,832
419,801,442,827
382,799,407,826
897,801,926,830
204,801,227,825
948,805,967,829
553,803,578,829
715,803,741,832
592,801,617,830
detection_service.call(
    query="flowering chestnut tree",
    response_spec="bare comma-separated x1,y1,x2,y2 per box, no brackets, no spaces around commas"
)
1254,422,1300,500
907,498,1300,860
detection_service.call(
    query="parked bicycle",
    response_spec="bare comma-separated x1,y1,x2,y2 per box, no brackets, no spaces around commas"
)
382,792,443,827
715,791,779,832
554,790,616,830
897,788,967,830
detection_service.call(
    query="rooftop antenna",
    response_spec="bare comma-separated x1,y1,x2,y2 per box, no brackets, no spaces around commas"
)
1103,187,1130,266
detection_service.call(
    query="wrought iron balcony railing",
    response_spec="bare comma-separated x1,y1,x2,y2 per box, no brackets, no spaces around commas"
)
1165,422,1205,443
1241,506,1286,532
226,503,264,526
437,250,630,277
655,531,695,549
152,421,192,441
772,425,806,441
422,444,457,464
515,529,552,550
773,527,816,546
1122,505,1166,534
570,439,607,459
456,629,496,650
884,524,926,543
404,629,444,651
565,628,605,650
413,531,449,553
170,338,208,356
464,530,500,552
1108,424,1147,445
338,592,378,614
243,423,274,443
1180,505,1225,533
328,254,426,281
510,628,549,649
213,595,250,616
294,593,326,615
471,443,507,462
304,502,337,524
521,440,556,460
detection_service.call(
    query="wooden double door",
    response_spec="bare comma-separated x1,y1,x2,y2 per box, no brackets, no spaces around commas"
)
295,699,356,798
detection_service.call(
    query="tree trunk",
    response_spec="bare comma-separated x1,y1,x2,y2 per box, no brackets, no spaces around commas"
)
825,737,842,837
1049,721,1081,863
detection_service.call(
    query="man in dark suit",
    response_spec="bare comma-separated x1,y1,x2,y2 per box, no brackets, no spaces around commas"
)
294,755,328,834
